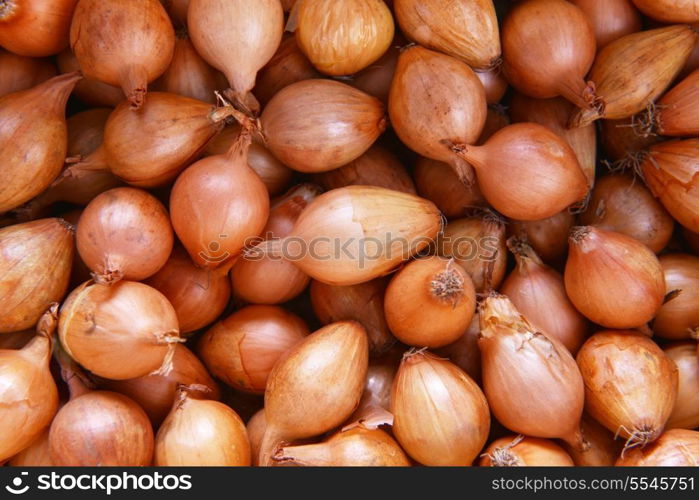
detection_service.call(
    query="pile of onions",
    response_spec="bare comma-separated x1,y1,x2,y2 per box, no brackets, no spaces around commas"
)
0,72,80,213
198,305,309,394
384,256,476,349
565,226,666,328
0,306,59,462
653,254,699,340
479,294,585,449
0,49,55,97
70,0,175,109
0,0,77,56
649,69,699,137
58,280,181,380
563,415,623,466
56,50,123,107
630,0,699,23
435,314,481,383
0,218,74,333
576,331,678,450
479,435,574,467
232,184,320,304
188,0,283,114
155,386,251,466
500,238,588,354
508,210,574,263
295,0,394,76
391,350,490,466
170,131,270,269
258,321,369,466
664,343,699,430
616,429,699,466
570,0,641,50
579,174,674,253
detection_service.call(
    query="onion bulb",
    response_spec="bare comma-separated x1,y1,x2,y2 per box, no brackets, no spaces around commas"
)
8,430,52,466
56,50,123,107
600,115,661,163
508,210,574,263
0,330,33,350
0,0,77,57
570,0,642,49
247,410,266,467
565,226,666,328
576,330,678,450
0,49,56,97
563,415,623,466
664,343,699,430
476,68,508,104
391,350,490,466
350,42,400,105
616,429,699,466
70,0,175,109
631,0,699,23
67,108,111,157
435,314,482,383
480,435,574,467
649,68,699,137
345,354,398,430
654,254,699,340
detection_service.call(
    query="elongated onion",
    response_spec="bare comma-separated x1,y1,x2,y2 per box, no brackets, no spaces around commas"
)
0,0,77,57
649,69,699,137
654,254,699,340
664,343,699,430
480,435,574,467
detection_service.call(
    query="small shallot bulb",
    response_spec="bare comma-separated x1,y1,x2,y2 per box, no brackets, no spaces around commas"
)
649,68,699,137
391,350,490,466
77,187,174,284
630,0,699,23
616,429,699,466
295,0,394,76
56,49,124,107
197,305,309,394
0,0,78,57
664,343,699,430
384,256,476,349
479,435,574,467
654,254,699,340
570,0,642,49
565,226,666,328
479,294,586,449
67,108,111,157
508,210,574,263
0,49,56,97
563,415,623,466
155,386,251,466
259,321,369,466
576,331,678,451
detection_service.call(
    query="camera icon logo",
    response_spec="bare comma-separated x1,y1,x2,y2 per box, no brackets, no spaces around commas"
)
5,472,29,495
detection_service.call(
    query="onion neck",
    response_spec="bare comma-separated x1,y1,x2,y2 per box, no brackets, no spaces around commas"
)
20,304,58,364
479,293,535,338
557,77,599,112
63,145,110,175
258,427,284,467
0,1,18,22
560,424,591,453
119,65,149,110
222,88,261,117
42,72,82,114
447,149,478,184
507,237,544,271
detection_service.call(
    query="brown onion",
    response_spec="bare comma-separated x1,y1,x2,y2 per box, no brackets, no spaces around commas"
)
508,210,574,263
631,0,699,23
650,68,699,137
563,415,623,466
198,305,309,394
261,79,386,173
56,50,123,107
501,239,588,354
67,108,111,157
435,314,481,383
58,280,181,380
570,0,641,49
580,174,674,253
247,409,266,466
600,115,662,163
480,435,574,467
391,350,490,466
8,430,52,466
664,343,699,430
394,0,500,70
350,42,400,105
0,330,33,350
476,68,508,104
0,0,77,57
616,429,699,466
577,330,678,450
479,294,586,448
0,72,80,213
654,254,699,340
565,226,666,328
384,256,476,348
259,321,369,466
0,49,56,97
680,27,699,79
0,219,73,333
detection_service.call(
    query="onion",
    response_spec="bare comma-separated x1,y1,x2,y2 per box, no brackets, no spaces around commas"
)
435,314,481,383
0,0,77,57
295,0,394,76
580,174,674,253
188,0,283,115
58,280,181,380
56,50,123,107
146,246,231,335
259,321,369,466
648,69,699,137
600,115,662,163
247,409,266,466
261,79,386,173
563,415,623,466
500,239,588,354
198,305,309,394
476,68,508,104
275,427,409,466
631,0,699,23
508,210,574,263
641,139,699,233
0,306,59,462
0,49,56,97
0,72,81,213
100,345,220,426
9,430,52,466
76,187,173,283
454,123,588,221
654,254,699,340
384,256,476,349
502,0,596,109
155,386,251,466
680,26,699,79
664,343,699,430
478,105,511,144
161,0,190,26
394,0,500,70
616,429,699,466
565,226,666,328
70,0,175,109
577,330,678,450
0,219,73,333
388,45,486,178
509,93,596,188
345,354,398,430
232,184,320,304
440,211,507,292
310,278,395,356
391,350,490,466
570,25,696,127
67,108,111,157
570,0,642,49
171,131,270,269
480,435,574,467
350,42,400,105
479,294,586,448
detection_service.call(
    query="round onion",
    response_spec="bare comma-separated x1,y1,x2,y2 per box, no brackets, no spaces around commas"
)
0,0,77,57
570,0,641,49
654,254,699,340
616,429,699,466
0,49,56,97
56,50,123,107
480,435,574,467
508,210,574,263
664,343,699,430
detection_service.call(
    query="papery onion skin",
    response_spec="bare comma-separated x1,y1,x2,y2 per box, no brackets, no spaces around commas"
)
562,415,623,466
9,430,52,466
508,210,574,264
0,49,56,97
653,69,699,137
664,343,699,430
565,226,666,328
600,115,662,163
56,50,123,107
391,351,490,466
262,79,386,173
0,0,78,57
654,254,699,340
631,0,699,23
198,305,309,394
570,0,641,49
577,331,678,446
0,218,73,333
615,429,699,466
479,435,574,467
